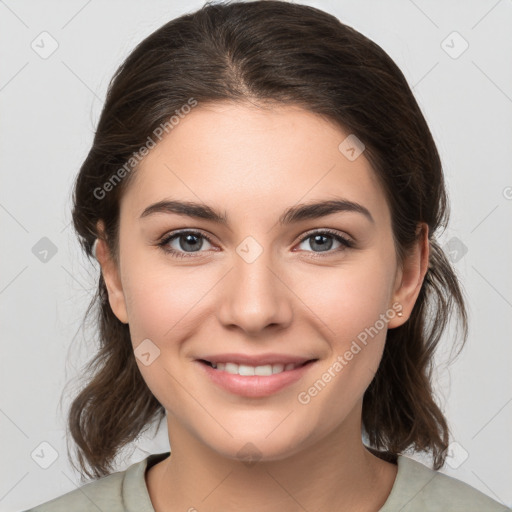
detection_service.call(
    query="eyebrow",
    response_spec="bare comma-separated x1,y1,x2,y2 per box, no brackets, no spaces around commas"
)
139,198,374,225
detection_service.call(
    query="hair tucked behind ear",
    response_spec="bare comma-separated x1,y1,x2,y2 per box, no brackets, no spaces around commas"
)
68,0,467,479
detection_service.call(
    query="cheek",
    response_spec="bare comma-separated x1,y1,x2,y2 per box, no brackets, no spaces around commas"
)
293,251,397,342
121,264,213,412
293,252,396,405
123,261,214,343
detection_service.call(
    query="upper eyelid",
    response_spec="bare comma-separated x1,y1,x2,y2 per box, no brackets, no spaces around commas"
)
298,228,353,242
162,229,215,244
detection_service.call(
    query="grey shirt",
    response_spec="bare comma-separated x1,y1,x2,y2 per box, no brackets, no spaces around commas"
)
23,451,509,511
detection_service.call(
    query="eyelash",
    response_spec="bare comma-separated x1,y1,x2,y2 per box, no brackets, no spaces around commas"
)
157,228,354,259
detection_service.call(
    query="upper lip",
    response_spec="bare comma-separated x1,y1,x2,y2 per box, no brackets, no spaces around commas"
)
197,353,317,366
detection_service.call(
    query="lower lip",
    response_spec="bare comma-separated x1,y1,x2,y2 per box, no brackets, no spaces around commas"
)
196,360,317,398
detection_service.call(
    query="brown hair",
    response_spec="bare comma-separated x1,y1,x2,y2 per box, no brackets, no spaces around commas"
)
68,0,467,480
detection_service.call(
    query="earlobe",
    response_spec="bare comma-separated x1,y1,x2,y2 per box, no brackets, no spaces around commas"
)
387,223,429,329
94,230,129,325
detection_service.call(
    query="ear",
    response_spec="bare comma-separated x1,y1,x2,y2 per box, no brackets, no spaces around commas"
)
95,221,129,324
387,223,429,328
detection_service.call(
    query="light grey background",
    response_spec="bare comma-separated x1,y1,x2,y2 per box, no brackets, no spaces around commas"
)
1,0,511,510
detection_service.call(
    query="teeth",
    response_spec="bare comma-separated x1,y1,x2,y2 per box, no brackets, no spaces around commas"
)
272,363,284,374
211,361,301,376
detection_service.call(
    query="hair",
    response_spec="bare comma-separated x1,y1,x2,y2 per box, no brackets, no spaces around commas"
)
68,0,468,479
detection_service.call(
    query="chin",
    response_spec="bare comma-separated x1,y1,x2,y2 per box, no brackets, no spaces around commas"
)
197,423,314,464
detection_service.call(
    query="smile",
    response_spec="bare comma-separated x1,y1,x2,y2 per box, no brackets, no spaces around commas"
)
200,360,309,376
196,358,318,398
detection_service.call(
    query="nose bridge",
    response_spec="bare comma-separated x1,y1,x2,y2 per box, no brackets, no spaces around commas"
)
217,236,293,333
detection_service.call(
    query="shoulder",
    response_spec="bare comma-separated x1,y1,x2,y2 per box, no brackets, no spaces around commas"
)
20,452,170,512
380,455,510,512
20,471,126,512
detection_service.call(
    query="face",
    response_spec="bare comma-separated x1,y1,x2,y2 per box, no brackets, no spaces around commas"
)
98,102,426,462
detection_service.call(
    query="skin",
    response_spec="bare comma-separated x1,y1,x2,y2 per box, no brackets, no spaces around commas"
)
96,101,429,512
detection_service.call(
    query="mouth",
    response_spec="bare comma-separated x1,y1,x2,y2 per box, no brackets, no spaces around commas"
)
195,356,319,398
198,359,317,376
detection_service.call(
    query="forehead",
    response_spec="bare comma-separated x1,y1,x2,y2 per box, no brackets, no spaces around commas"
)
120,102,389,225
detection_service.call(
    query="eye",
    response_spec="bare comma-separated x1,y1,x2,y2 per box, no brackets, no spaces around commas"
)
157,230,215,258
157,228,354,259
295,229,354,255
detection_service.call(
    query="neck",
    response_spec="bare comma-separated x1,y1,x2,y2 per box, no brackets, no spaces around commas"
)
146,411,397,512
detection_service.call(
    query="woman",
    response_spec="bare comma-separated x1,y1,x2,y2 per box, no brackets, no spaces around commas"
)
24,1,508,510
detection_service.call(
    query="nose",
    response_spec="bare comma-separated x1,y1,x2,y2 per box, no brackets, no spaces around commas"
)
217,248,294,335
